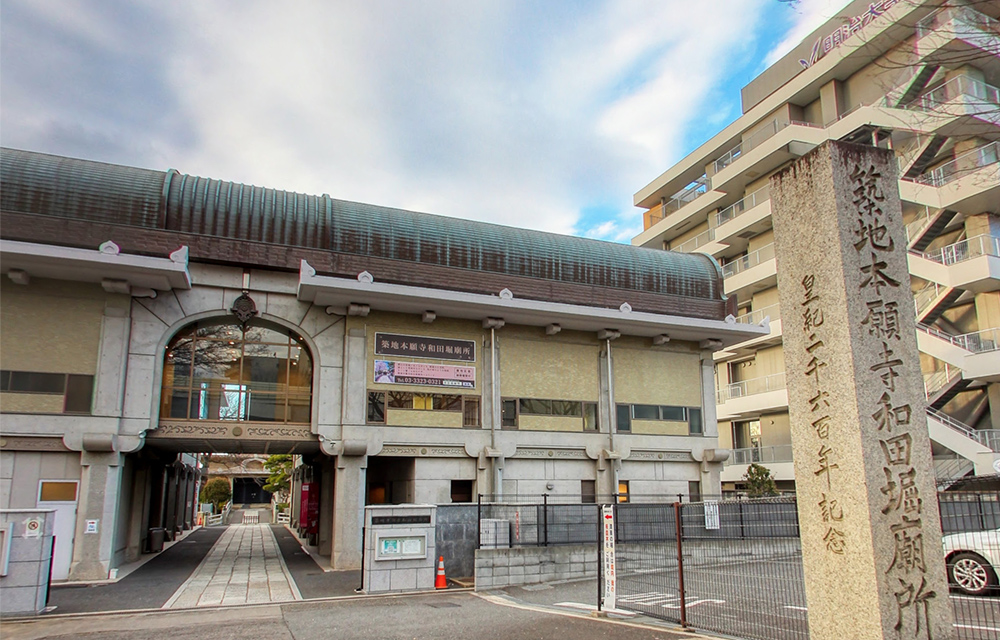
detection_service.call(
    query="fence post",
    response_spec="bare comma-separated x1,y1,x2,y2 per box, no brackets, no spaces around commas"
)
738,494,746,540
597,502,603,612
476,494,481,550
542,494,549,547
674,501,687,628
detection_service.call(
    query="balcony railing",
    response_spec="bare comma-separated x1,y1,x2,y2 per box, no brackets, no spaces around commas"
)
733,303,780,327
912,141,1000,187
724,444,795,467
916,4,1000,40
928,408,1000,451
923,365,960,398
713,186,770,228
665,175,711,214
722,243,776,279
904,206,932,243
717,371,787,404
913,281,948,317
906,74,1000,113
713,120,821,175
918,233,1000,265
672,227,716,253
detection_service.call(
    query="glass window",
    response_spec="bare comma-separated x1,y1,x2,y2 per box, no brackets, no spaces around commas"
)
8,371,65,394
688,408,703,434
583,403,599,431
581,480,596,504
463,397,480,427
632,404,658,420
433,394,462,411
161,319,313,424
64,375,94,413
519,398,551,415
367,392,386,423
451,480,473,503
501,399,518,428
413,394,433,410
388,392,412,408
616,404,631,432
551,400,582,416
618,481,630,503
659,406,686,421
688,480,702,503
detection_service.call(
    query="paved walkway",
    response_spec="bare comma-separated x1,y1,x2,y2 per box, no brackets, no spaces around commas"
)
164,524,301,608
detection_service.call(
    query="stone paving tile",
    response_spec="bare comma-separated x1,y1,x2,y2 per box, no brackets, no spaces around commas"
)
164,524,301,608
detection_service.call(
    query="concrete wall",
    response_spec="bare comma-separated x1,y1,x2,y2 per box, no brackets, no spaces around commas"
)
474,544,598,590
0,451,80,510
0,509,54,617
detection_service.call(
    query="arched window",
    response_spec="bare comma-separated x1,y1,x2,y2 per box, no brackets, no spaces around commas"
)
160,319,312,424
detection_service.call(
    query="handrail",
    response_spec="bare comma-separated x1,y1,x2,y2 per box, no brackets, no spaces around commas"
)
722,243,776,278
713,186,770,228
664,175,711,215
890,74,1000,113
923,365,960,398
916,3,1000,39
673,227,716,253
724,444,795,467
713,120,821,174
717,371,787,403
916,233,1000,265
913,281,948,316
733,303,780,326
928,408,1000,451
917,323,1000,354
904,206,932,243
911,142,1000,187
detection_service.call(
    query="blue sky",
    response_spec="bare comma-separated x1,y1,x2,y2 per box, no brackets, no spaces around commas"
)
0,0,851,243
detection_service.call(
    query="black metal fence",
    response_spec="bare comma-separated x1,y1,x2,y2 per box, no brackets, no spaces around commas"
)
476,491,1000,640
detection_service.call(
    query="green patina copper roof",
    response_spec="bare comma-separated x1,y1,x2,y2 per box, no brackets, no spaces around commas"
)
1,147,725,304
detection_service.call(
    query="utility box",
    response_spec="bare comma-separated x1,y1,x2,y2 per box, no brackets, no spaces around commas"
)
362,504,437,593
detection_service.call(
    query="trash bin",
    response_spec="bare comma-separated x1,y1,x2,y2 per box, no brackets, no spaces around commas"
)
148,527,166,553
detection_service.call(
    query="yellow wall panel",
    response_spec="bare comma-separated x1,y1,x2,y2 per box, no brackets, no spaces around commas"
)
0,393,65,413
518,415,584,432
386,409,464,429
500,333,599,400
613,347,700,406
630,420,689,436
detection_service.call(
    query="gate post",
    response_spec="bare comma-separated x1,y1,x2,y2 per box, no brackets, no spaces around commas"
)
674,501,687,628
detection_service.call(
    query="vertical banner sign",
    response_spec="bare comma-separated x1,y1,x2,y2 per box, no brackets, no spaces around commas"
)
704,501,721,530
301,482,319,535
601,504,616,610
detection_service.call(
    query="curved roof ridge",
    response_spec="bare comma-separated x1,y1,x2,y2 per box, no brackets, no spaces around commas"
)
1,147,726,306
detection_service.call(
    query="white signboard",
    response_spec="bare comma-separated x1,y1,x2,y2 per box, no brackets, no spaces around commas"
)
704,501,721,530
601,504,616,610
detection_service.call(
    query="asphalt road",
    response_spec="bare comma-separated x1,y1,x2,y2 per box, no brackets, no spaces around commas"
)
2,591,712,640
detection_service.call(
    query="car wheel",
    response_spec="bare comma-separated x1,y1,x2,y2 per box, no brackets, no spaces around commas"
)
948,552,997,596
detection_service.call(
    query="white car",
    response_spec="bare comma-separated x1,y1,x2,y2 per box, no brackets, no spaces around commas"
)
942,528,1000,596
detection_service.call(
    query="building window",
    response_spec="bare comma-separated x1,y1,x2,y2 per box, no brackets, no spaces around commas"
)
0,370,95,414
451,480,473,503
689,408,703,434
160,319,313,424
688,480,702,503
581,480,596,504
367,392,386,423
583,403,599,431
463,397,480,427
616,404,631,432
501,398,518,428
618,481,630,503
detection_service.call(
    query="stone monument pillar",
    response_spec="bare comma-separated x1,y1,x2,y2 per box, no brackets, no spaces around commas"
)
770,141,953,639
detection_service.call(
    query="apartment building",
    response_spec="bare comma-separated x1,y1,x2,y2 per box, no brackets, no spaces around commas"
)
633,0,1000,491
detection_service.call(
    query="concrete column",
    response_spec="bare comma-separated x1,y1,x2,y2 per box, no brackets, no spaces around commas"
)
162,467,177,538
318,457,335,556
771,141,952,639
68,451,124,580
597,343,618,498
700,350,719,438
332,454,366,570
290,467,302,528
819,79,843,126
92,299,131,417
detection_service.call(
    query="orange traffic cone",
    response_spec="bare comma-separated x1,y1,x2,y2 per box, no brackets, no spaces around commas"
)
435,555,448,589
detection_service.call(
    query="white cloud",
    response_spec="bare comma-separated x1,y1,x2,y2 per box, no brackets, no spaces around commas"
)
1,0,783,242
764,0,854,66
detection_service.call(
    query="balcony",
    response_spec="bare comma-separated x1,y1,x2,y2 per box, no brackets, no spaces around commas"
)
900,142,1000,213
645,175,711,230
722,243,778,298
914,142,999,187
672,227,716,254
716,371,788,420
917,324,1000,381
716,303,783,361
721,444,796,482
915,5,1000,74
909,233,1000,294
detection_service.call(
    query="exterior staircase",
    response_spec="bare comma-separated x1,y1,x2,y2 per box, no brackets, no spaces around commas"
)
908,208,958,252
902,135,948,179
891,64,940,108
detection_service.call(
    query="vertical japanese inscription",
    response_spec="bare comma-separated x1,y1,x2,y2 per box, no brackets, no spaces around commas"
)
800,274,847,555
849,163,933,638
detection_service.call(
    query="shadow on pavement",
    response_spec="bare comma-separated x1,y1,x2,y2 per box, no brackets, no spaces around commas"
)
270,525,361,599
47,526,225,614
